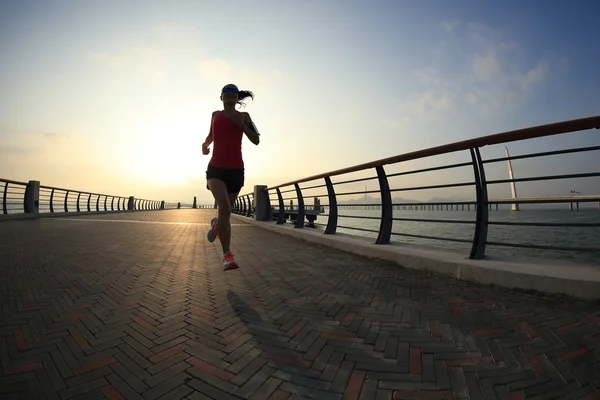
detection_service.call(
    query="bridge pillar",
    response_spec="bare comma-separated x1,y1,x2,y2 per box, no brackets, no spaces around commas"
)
127,196,135,210
24,180,40,215
253,185,271,221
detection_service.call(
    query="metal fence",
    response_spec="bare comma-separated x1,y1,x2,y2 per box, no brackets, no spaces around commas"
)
233,116,600,263
1,178,197,217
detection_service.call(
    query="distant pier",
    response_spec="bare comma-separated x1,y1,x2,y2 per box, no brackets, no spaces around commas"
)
334,195,600,211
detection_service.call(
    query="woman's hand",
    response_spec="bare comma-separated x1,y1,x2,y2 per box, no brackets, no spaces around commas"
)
202,142,210,155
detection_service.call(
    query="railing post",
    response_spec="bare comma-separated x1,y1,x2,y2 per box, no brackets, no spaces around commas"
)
87,194,91,212
24,180,40,216
50,188,55,213
177,202,181,209
64,190,69,212
128,196,135,210
76,193,81,212
294,183,305,228
245,195,253,217
104,196,108,211
253,185,271,221
161,201,165,210
276,188,285,224
241,196,246,216
3,182,9,214
193,196,197,209
375,166,392,244
96,195,100,212
324,176,338,234
469,148,489,259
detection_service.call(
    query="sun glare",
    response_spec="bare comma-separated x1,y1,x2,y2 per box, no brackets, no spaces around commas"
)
123,106,208,186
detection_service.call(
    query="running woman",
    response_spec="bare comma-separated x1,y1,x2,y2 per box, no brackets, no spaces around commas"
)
202,83,260,270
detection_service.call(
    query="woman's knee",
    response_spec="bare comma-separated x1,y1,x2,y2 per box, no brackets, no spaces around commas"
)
218,202,232,215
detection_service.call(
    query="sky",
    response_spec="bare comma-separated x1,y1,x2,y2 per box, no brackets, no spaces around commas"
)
1,0,599,205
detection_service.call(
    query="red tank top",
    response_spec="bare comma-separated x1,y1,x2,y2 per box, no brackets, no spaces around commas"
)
209,111,244,169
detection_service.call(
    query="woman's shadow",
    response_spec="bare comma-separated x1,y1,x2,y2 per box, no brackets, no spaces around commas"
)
226,289,331,395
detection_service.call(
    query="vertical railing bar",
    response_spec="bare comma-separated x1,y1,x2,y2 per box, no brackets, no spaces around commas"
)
76,192,81,212
246,195,253,217
470,147,490,259
276,188,285,224
3,182,9,214
49,188,54,213
375,165,392,244
324,176,338,234
64,190,69,212
23,184,30,213
294,183,305,228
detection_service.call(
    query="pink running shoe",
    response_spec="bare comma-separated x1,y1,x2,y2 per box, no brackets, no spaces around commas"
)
223,251,239,271
207,217,218,243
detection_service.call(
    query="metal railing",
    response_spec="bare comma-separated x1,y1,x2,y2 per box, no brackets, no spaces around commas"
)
1,178,197,218
233,116,600,263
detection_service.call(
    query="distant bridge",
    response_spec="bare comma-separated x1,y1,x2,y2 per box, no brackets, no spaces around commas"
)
335,194,600,211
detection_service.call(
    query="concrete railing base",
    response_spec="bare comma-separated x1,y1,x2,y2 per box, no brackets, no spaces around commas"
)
232,214,600,300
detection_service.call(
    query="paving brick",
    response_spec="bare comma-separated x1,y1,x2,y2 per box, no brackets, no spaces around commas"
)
141,373,191,400
1,210,599,400
248,376,283,400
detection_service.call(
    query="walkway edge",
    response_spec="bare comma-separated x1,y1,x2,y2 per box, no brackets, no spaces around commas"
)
232,215,600,300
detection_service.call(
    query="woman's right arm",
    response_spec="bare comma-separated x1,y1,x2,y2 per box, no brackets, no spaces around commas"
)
202,111,218,153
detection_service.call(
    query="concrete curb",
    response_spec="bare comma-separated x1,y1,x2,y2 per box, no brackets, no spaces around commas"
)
232,214,600,300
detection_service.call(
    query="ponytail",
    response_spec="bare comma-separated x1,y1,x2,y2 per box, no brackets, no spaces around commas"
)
237,90,254,107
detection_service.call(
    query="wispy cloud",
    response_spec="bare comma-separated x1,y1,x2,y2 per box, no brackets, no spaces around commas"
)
197,58,283,94
406,21,558,118
197,58,232,82
90,46,165,80
153,22,196,38
0,144,30,156
440,19,461,33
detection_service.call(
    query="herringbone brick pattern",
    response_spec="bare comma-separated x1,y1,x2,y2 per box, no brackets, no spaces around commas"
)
1,210,599,400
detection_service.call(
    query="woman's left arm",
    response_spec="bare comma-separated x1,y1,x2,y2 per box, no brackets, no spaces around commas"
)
242,112,260,145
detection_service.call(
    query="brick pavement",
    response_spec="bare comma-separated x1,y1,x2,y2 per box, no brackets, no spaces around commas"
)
1,209,599,400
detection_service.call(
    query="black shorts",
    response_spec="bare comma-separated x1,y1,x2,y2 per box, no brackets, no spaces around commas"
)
206,165,245,194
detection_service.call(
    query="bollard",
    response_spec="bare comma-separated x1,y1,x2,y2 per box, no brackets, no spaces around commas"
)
253,185,271,221
24,180,40,215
